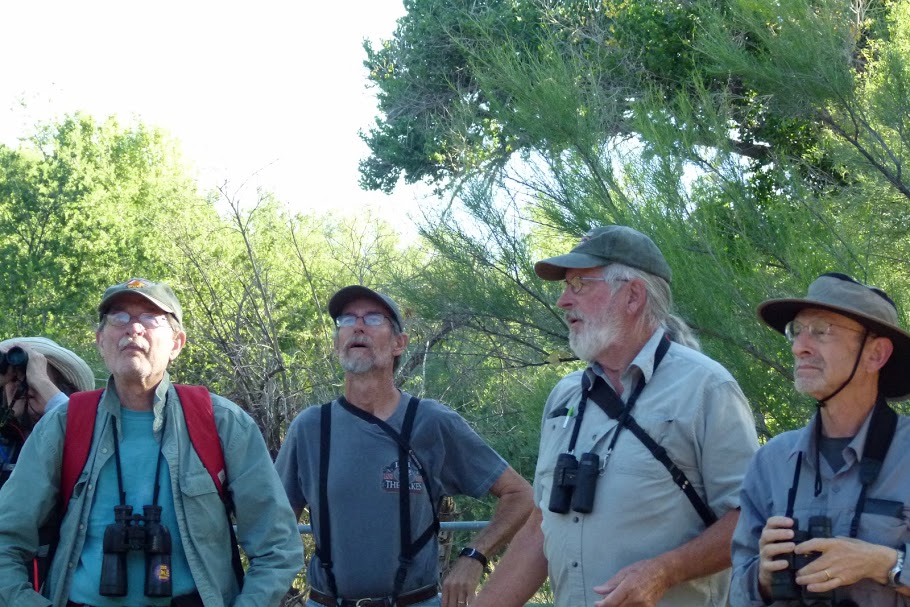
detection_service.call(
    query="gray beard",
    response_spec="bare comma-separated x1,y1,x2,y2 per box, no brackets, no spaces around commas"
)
339,352,375,374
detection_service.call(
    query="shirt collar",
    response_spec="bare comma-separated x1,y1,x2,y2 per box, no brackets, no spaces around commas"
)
101,371,172,434
789,405,873,465
590,327,665,390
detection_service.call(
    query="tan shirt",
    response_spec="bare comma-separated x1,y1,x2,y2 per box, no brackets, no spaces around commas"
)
534,329,759,607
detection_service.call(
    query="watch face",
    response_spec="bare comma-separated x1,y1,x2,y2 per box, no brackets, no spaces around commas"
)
890,550,905,587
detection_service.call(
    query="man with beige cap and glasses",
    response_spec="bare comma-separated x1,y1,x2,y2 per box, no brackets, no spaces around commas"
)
732,273,910,605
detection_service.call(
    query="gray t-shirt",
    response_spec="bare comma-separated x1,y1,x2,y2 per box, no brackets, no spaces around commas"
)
275,392,507,598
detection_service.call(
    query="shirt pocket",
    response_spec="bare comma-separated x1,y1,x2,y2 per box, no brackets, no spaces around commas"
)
179,469,228,547
859,498,909,547
612,416,676,480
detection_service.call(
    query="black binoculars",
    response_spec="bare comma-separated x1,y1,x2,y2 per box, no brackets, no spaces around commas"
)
0,346,28,375
770,515,838,606
548,452,600,514
100,504,172,598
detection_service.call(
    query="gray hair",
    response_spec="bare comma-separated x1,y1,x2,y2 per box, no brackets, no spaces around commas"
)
602,264,700,350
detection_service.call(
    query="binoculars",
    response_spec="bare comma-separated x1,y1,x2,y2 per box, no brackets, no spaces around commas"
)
100,504,172,598
548,452,600,514
770,515,835,605
0,346,27,375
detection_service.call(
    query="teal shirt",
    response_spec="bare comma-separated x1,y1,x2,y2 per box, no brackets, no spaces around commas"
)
0,373,303,607
69,407,194,605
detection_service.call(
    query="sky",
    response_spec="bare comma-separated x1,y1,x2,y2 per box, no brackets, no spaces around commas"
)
0,0,429,228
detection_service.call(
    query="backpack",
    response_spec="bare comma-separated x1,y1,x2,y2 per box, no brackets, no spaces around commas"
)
45,385,243,591
63,386,226,505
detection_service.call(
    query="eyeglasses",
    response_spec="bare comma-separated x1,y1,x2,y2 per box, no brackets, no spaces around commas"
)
335,313,391,328
784,319,864,343
563,276,627,295
105,311,171,329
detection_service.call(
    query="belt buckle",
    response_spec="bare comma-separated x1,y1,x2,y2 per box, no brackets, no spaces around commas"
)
354,599,374,607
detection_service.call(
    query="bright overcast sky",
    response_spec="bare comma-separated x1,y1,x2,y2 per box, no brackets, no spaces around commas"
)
0,0,430,227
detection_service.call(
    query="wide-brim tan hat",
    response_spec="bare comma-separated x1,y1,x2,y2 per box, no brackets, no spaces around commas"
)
758,273,910,400
0,336,95,392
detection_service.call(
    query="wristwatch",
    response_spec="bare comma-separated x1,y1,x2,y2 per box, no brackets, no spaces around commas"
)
889,548,905,587
459,547,490,573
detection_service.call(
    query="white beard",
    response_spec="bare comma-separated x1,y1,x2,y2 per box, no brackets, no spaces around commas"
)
568,313,622,363
338,335,377,373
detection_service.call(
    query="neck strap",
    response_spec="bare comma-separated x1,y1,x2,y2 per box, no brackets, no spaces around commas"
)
567,335,671,454
110,395,168,508
788,397,897,538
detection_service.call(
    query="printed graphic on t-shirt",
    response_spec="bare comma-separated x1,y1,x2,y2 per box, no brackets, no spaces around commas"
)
382,459,426,494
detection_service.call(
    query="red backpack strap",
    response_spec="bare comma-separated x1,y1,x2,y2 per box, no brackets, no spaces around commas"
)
174,384,226,500
61,389,105,508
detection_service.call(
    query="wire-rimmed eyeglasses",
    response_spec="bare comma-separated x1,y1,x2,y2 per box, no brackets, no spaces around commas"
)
784,319,865,343
335,313,391,328
563,276,627,295
105,312,170,329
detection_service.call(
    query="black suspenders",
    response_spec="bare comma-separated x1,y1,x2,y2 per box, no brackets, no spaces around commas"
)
316,397,440,602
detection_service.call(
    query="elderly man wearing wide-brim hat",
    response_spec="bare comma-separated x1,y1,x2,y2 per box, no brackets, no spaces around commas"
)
731,272,910,606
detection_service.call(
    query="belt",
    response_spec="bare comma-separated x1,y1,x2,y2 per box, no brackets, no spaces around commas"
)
67,591,203,607
308,584,438,607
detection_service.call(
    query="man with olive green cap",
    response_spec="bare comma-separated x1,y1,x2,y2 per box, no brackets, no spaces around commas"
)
0,277,302,607
475,225,758,607
732,273,910,606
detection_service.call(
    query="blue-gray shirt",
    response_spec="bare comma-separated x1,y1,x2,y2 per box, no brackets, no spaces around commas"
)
731,406,910,606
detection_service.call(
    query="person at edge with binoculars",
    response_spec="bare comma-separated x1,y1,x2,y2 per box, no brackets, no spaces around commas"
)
0,337,95,594
473,226,760,607
731,274,910,606
1,337,96,486
0,278,303,607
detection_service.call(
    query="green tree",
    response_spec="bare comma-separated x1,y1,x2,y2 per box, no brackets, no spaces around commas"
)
0,112,209,373
360,0,910,441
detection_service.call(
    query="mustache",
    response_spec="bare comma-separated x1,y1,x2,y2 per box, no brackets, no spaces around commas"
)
795,357,824,370
118,336,149,353
564,311,585,323
343,335,372,349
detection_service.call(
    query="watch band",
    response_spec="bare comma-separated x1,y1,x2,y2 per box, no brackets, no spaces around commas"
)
459,547,490,573
889,548,905,587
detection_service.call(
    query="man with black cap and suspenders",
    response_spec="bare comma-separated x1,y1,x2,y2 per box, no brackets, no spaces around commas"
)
275,285,533,607
732,273,910,605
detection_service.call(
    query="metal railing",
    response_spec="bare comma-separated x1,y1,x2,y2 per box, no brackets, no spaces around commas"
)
296,521,488,534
